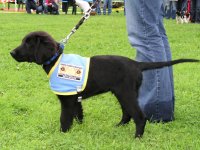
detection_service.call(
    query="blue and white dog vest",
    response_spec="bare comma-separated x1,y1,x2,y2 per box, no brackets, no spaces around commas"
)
48,54,90,95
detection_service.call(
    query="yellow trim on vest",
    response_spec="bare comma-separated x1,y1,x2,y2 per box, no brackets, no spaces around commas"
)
52,91,78,95
81,58,90,91
48,55,62,78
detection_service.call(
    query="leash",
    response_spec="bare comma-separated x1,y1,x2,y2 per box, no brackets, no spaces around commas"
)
60,0,100,46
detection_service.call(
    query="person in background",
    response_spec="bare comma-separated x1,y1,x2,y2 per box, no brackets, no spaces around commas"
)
62,0,68,14
44,0,59,15
93,0,101,15
36,0,45,14
103,0,112,15
62,0,77,15
176,0,191,23
62,0,90,14
165,0,178,19
26,0,37,14
125,0,175,122
191,0,200,22
71,2,77,15
163,0,168,16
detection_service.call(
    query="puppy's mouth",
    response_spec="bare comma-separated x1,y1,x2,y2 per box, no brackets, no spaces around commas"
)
10,51,33,62
10,51,21,61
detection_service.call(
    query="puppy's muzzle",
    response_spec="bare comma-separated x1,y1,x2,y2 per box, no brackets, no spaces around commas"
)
10,51,16,58
10,50,26,62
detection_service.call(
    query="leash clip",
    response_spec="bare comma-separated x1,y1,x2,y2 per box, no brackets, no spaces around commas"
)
77,96,82,102
77,86,82,102
84,12,90,20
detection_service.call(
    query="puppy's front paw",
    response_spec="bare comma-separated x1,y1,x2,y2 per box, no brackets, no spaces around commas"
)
135,134,143,139
75,117,83,124
60,126,71,133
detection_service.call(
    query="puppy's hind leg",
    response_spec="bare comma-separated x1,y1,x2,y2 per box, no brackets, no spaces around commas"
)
123,94,146,138
114,88,146,138
116,105,131,126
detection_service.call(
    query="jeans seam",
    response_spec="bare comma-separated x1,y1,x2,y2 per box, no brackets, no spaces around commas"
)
155,69,160,119
141,0,149,51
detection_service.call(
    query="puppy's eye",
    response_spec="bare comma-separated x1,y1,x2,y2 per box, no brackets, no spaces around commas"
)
25,37,31,43
25,43,30,48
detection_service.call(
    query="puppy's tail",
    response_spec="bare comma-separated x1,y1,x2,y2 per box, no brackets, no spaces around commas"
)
138,59,199,71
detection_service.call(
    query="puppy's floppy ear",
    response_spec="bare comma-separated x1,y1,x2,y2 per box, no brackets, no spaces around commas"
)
34,37,43,64
34,34,57,65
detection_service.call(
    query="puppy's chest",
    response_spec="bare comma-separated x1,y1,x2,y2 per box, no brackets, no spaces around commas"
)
48,54,90,96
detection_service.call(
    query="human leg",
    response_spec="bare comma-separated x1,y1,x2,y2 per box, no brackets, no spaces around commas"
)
103,0,108,15
181,0,188,12
171,1,177,19
158,4,175,119
44,3,49,14
191,0,196,22
62,2,68,14
125,0,174,122
195,0,200,22
165,0,171,19
93,0,101,15
97,2,101,15
30,1,37,11
25,1,31,13
107,0,112,15
36,5,43,14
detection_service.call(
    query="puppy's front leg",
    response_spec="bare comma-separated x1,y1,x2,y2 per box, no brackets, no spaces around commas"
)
58,96,77,132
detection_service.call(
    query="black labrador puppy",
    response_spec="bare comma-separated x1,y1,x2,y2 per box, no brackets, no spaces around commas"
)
10,31,198,138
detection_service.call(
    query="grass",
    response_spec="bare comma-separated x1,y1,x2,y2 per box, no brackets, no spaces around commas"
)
0,11,200,150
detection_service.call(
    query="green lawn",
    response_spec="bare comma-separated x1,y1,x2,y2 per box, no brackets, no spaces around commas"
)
0,12,200,150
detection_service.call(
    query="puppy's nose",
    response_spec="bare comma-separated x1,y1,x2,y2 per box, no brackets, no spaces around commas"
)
10,51,16,57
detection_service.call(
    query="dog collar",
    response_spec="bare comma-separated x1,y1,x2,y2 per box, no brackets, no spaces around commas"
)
43,52,60,65
43,43,64,65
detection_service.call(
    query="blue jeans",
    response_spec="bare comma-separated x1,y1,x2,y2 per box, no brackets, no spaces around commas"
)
93,0,101,15
103,0,112,15
165,1,177,19
191,0,200,22
125,0,174,122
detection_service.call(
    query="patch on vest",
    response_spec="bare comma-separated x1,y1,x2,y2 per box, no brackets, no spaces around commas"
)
48,54,90,95
57,63,83,81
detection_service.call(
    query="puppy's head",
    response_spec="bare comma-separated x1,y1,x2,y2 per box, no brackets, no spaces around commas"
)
10,31,59,65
